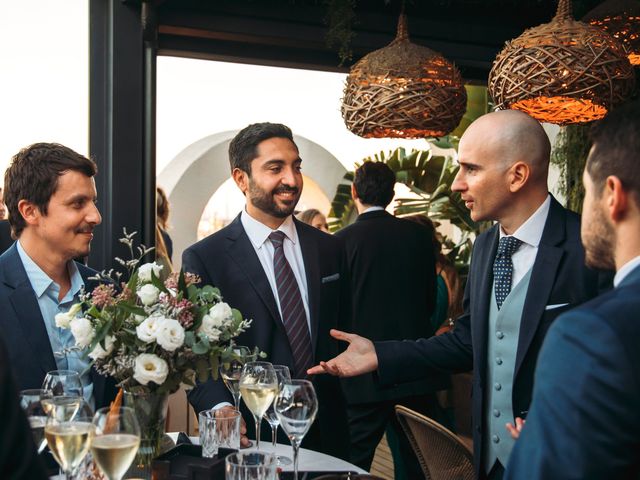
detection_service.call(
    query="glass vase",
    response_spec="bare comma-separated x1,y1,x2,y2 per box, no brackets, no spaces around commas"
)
123,389,170,479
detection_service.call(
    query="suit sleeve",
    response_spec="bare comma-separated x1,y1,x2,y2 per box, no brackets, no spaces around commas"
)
181,247,234,412
376,266,474,386
505,311,640,480
0,337,48,480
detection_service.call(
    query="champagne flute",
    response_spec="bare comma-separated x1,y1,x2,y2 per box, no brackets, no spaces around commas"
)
263,365,292,465
41,370,84,422
45,408,94,479
220,346,255,410
19,389,48,453
91,406,141,480
239,361,278,450
274,380,318,480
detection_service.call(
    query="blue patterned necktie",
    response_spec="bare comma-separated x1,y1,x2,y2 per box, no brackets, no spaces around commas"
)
493,236,523,310
269,231,313,378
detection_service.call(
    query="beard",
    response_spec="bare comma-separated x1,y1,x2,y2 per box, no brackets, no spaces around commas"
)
582,205,616,270
247,180,300,219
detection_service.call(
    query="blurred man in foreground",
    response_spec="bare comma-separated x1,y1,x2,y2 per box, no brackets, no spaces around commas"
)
505,102,640,479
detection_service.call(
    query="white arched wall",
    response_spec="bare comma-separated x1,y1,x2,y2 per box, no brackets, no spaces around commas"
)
158,131,348,270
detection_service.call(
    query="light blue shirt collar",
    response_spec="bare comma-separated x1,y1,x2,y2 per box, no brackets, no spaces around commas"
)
614,255,640,288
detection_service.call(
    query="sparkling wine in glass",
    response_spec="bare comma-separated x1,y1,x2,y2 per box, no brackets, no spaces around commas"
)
275,379,318,480
91,406,141,480
19,389,48,453
45,410,94,479
220,346,255,410
263,365,292,465
41,370,83,422
239,361,278,450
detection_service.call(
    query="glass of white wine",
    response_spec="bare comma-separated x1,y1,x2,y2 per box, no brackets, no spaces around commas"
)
274,380,318,480
263,365,292,465
41,370,83,422
19,389,48,453
91,406,141,480
220,346,256,410
45,409,94,479
239,361,278,450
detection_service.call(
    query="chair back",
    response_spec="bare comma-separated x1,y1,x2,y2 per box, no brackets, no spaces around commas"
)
395,405,474,480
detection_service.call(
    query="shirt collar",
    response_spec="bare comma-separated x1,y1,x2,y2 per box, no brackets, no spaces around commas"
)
363,206,385,214
16,240,85,299
241,209,298,249
614,255,640,287
499,194,551,247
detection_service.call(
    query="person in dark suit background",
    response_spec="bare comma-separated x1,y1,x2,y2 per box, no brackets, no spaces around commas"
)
0,218,13,254
182,123,351,459
0,335,48,480
505,101,640,479
0,143,115,410
310,110,607,479
334,161,446,476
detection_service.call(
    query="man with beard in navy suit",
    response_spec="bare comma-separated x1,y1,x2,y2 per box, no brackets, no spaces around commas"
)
505,102,640,480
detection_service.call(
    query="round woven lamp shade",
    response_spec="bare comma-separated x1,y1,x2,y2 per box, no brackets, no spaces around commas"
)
488,0,635,125
583,0,640,66
341,14,467,138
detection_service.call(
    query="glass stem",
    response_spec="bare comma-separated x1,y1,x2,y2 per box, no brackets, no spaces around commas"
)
233,394,240,410
254,414,261,450
293,442,300,480
271,424,277,447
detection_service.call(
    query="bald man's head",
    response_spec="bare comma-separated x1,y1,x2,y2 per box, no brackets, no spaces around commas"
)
460,110,551,183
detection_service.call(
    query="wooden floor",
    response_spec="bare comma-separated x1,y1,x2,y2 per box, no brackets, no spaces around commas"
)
370,434,395,480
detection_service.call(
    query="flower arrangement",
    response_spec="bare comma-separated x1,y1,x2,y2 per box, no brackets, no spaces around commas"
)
56,230,254,395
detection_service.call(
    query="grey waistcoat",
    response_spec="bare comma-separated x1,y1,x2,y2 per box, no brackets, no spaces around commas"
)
484,267,533,472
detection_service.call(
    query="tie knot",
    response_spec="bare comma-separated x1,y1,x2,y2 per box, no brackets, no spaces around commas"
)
497,236,522,257
269,230,286,248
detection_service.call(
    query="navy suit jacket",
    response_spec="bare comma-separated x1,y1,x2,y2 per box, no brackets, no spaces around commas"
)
0,244,116,409
505,264,640,480
374,197,608,477
182,214,351,459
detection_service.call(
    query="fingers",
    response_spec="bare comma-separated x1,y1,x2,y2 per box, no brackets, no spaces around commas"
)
307,360,341,377
307,365,326,375
329,329,358,343
515,417,526,430
505,422,520,440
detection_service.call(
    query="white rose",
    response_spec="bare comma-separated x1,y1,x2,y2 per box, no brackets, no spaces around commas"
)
55,303,83,329
155,318,185,352
208,302,233,327
137,283,160,306
88,335,115,360
138,262,163,283
133,353,169,386
69,317,95,348
197,314,222,342
136,316,162,343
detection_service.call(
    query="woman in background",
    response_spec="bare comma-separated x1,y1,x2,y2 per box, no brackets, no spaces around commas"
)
296,208,329,233
156,187,173,277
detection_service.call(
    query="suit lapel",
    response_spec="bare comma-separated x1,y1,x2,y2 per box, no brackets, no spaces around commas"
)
514,197,565,377
225,216,287,338
295,220,320,355
2,245,56,376
473,226,499,384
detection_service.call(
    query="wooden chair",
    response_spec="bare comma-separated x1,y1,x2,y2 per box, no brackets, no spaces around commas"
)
395,405,474,480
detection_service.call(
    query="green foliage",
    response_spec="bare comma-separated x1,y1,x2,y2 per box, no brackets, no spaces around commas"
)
551,125,591,213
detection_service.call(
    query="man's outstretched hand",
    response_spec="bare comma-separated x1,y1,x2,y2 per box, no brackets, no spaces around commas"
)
307,329,378,377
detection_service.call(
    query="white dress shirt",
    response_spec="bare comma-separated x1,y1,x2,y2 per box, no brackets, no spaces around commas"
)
240,209,311,330
499,195,551,290
614,255,640,287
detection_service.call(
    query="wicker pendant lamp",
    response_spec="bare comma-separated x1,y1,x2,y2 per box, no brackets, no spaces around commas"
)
488,0,635,125
341,14,467,138
583,0,640,66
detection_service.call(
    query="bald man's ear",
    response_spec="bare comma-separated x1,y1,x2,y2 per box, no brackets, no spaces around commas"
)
508,162,530,193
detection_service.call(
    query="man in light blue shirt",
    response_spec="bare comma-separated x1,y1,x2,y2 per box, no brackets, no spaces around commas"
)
0,142,115,411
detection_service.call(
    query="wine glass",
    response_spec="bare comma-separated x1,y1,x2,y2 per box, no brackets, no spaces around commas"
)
274,380,318,480
220,346,256,410
19,389,48,453
41,370,84,422
239,361,278,450
263,365,292,465
45,407,94,479
91,406,141,480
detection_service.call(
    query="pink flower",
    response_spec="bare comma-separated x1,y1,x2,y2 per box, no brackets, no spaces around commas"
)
91,284,117,308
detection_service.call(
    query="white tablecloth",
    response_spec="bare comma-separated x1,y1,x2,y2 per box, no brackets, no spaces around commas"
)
167,433,366,474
